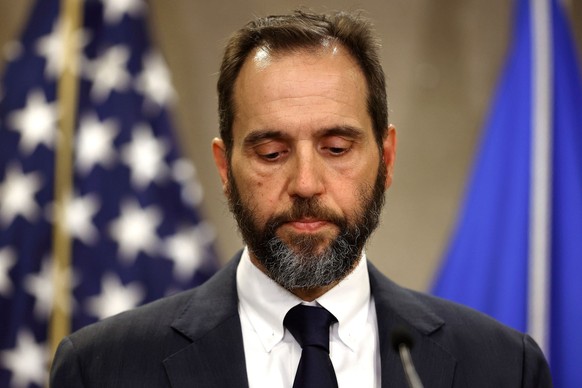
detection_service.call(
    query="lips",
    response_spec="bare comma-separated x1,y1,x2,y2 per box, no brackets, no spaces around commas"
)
286,219,330,232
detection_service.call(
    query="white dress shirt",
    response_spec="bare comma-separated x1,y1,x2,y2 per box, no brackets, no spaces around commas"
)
236,247,381,388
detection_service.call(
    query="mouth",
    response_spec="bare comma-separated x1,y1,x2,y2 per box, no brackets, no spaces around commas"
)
285,219,332,233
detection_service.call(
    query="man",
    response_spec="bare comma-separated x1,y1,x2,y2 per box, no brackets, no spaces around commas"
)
50,10,552,387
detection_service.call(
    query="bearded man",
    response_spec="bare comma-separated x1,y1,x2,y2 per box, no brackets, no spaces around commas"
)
51,10,552,388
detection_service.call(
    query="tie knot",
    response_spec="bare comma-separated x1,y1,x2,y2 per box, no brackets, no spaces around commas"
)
284,305,337,352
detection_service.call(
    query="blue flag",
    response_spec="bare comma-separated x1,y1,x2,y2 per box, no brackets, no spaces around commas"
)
0,1,219,386
432,0,582,386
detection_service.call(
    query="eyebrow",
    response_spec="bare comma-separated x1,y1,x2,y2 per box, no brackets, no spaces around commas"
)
242,130,287,147
319,125,365,140
242,125,365,147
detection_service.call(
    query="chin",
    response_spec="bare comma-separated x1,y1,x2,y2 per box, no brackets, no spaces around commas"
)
280,233,335,255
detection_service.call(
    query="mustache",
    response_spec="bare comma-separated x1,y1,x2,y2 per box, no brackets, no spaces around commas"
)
264,197,347,232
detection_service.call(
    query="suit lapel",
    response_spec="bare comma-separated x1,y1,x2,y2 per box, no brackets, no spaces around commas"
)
163,256,249,388
368,263,456,388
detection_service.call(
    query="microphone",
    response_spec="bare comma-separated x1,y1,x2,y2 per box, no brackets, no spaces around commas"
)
391,327,424,388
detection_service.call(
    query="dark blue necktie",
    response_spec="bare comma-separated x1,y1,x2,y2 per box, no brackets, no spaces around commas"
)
284,305,339,388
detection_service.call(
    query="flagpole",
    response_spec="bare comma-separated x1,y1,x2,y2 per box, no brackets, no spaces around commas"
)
49,0,83,359
528,0,552,358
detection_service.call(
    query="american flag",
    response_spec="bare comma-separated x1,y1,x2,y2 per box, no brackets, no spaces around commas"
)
0,0,219,386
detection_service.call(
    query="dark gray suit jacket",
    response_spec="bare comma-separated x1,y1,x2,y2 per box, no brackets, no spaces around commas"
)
50,253,552,387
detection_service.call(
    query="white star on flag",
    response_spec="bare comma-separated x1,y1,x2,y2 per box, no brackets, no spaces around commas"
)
0,247,16,297
7,89,58,155
85,45,131,102
24,259,54,320
35,19,89,79
0,164,43,226
121,124,169,189
45,192,101,245
102,0,145,25
76,113,119,175
109,199,162,263
85,273,145,320
64,193,101,245
163,222,216,282
135,50,176,111
0,330,47,388
23,257,79,321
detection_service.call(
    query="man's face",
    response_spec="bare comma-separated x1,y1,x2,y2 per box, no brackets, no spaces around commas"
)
213,45,396,294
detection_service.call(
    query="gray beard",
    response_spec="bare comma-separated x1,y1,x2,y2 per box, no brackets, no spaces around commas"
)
259,224,364,290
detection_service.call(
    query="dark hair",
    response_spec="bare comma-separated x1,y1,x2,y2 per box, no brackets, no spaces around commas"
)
217,10,388,157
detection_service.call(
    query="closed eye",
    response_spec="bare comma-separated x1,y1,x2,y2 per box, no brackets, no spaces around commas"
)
320,136,353,156
327,146,349,155
254,141,289,162
261,151,284,160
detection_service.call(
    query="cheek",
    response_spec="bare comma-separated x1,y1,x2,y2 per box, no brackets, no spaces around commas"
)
334,168,378,211
241,174,269,199
231,167,280,211
231,156,284,196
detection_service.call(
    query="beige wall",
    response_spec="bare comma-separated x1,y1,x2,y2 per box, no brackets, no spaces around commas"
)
1,1,581,291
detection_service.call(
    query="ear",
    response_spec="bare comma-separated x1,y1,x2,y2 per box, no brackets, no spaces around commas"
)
211,137,229,192
382,125,397,189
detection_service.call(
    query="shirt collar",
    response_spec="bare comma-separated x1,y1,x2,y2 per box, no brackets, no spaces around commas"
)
316,252,371,351
236,247,372,352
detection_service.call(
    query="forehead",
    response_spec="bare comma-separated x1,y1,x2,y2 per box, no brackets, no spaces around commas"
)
231,44,371,139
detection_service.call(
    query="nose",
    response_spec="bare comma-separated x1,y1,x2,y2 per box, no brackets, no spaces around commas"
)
287,147,324,199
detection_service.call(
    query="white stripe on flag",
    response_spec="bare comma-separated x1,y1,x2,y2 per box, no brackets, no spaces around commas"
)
528,0,552,357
